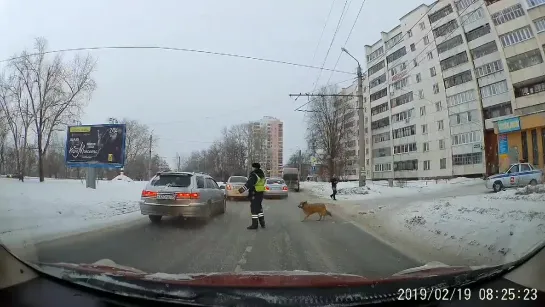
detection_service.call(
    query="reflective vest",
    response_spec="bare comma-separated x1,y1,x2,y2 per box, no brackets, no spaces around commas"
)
254,174,266,192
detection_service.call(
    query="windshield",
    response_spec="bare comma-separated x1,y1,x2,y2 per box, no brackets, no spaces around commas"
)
150,174,192,187
267,179,284,184
228,176,247,183
2,0,545,300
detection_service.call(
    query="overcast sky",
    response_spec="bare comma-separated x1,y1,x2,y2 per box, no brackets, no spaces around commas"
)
0,0,431,166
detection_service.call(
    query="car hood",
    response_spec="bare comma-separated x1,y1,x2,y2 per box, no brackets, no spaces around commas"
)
38,259,485,287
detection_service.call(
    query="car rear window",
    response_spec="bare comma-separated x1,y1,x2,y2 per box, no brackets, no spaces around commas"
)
267,179,284,184
229,176,247,183
151,174,192,187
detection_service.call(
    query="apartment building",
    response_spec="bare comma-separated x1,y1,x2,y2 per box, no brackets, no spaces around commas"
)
250,116,284,177
362,0,545,179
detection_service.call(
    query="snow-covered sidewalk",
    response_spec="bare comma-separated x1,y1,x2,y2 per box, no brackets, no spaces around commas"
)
0,178,147,247
339,184,545,266
301,177,481,201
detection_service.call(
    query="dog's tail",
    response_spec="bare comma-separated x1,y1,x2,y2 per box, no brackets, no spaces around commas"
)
326,209,332,217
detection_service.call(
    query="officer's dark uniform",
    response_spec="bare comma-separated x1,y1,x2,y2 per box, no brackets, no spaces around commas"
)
238,162,266,230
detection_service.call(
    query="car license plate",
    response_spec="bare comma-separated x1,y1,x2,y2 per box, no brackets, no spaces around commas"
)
156,194,175,200
273,186,281,190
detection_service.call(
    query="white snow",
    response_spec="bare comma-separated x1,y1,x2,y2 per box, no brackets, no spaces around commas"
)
0,177,147,247
112,174,133,182
301,178,480,200
356,184,545,265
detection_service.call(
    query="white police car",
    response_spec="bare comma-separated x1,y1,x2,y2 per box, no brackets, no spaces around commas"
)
485,163,543,192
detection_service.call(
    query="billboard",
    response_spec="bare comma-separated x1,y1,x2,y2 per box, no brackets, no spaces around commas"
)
65,124,126,168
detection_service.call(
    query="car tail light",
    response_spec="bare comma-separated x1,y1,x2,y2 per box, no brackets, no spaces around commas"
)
282,186,288,191
265,186,270,191
175,192,200,199
141,190,157,198
226,184,232,190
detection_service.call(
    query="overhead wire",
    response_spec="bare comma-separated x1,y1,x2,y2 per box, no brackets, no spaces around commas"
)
309,0,338,65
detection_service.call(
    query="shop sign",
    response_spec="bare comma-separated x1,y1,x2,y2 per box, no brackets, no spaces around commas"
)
497,117,520,134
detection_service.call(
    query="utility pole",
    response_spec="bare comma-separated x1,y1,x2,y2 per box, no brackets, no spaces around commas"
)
298,149,302,176
147,133,152,180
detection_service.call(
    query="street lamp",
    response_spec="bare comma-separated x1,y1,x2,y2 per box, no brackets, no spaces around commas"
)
341,47,366,187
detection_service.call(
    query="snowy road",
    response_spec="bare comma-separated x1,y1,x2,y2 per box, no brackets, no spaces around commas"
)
30,191,419,278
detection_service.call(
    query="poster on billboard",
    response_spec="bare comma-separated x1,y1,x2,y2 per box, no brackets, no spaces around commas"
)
65,124,126,168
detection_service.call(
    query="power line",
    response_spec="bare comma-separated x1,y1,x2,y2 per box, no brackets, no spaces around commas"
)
309,0,338,65
0,45,355,75
292,77,357,111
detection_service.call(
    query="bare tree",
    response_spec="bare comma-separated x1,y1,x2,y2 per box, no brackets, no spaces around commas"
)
11,38,97,182
305,86,352,179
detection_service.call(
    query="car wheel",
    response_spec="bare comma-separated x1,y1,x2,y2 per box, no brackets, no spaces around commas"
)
529,179,538,186
149,215,162,223
492,181,503,193
220,198,226,214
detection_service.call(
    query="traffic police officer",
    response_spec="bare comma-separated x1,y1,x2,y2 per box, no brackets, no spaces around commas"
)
238,162,266,229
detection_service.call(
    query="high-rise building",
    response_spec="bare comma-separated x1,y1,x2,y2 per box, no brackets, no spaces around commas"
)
250,116,284,177
362,0,545,180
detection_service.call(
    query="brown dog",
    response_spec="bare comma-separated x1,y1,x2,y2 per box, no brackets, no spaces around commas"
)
298,201,332,221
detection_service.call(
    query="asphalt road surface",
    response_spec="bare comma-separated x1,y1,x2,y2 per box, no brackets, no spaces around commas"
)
33,192,419,279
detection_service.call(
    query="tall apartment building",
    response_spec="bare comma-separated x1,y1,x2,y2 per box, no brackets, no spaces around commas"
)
362,0,545,180
250,116,284,177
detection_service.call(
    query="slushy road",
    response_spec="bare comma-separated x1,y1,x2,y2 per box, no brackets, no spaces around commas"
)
33,192,419,278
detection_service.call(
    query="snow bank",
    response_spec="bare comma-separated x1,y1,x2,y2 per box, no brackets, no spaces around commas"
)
375,184,545,265
112,174,133,182
0,178,147,247
301,177,480,200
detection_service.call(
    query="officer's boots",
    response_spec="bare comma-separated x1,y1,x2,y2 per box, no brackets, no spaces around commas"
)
247,218,259,230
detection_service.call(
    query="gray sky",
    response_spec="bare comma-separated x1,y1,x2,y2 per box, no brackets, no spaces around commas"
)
0,0,430,165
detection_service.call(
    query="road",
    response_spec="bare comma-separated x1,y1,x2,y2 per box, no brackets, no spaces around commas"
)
33,191,419,279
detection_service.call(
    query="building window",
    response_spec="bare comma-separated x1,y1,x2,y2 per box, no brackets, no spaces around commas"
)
439,139,445,149
483,102,512,119
394,159,418,171
427,51,434,60
419,90,425,99
385,32,403,50
475,60,503,78
390,91,413,108
449,110,478,125
367,60,385,76
452,152,482,165
440,51,469,71
370,88,387,102
491,3,525,26
452,131,481,145
422,124,428,134
506,49,543,72
373,147,392,157
435,101,442,111
373,132,391,143
387,47,407,63
420,106,426,116
535,17,545,33
433,83,440,94
515,80,545,97
455,0,478,11
500,26,534,47
394,143,417,154
429,4,454,24
367,46,384,63
433,19,459,39
531,129,538,165
423,160,431,170
437,35,463,54
390,62,407,76
419,22,426,30
440,158,447,169
408,29,413,37
371,102,389,115
527,0,545,8
470,41,498,59
416,73,421,83
430,67,436,77
444,70,473,89
410,43,416,51
371,117,390,130
437,120,444,131
390,76,409,91
393,125,416,139
392,108,414,122
461,7,484,25
413,59,418,67
423,142,430,152
374,163,392,172
480,80,508,98
447,89,476,107
466,24,491,42
369,73,387,88
424,35,430,45
521,131,529,162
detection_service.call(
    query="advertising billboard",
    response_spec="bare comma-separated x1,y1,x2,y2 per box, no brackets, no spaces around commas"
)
65,124,126,168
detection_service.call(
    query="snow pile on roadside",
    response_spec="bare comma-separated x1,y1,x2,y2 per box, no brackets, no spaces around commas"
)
383,185,545,265
112,174,134,182
0,178,147,246
300,177,480,200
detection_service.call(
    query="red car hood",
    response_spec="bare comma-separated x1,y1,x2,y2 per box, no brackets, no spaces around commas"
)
40,259,481,288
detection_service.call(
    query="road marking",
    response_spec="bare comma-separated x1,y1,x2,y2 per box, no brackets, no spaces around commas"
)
234,241,255,272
